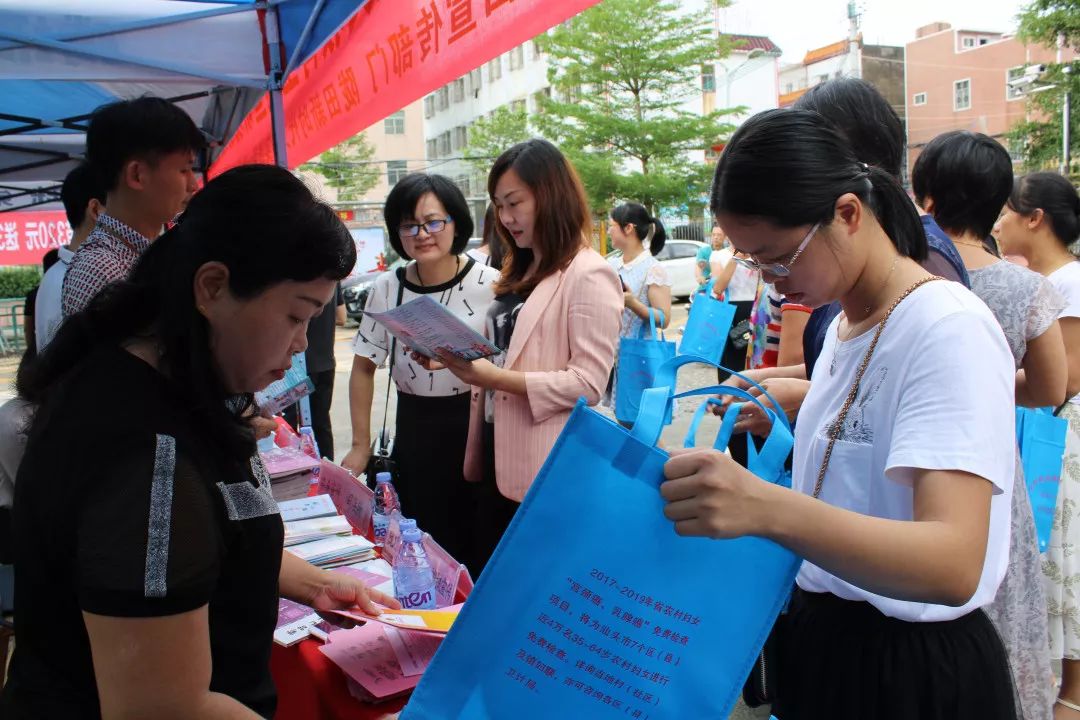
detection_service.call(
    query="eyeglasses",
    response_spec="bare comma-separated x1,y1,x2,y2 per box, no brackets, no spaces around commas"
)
734,221,821,278
398,217,453,238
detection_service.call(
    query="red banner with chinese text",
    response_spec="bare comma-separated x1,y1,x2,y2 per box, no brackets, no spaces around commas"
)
0,211,73,266
211,0,601,175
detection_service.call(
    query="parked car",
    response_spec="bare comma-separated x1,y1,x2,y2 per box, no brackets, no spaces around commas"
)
342,258,407,321
606,239,706,301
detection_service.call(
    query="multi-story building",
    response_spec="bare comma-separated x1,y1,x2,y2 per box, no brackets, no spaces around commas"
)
777,36,906,126
905,21,1075,172
423,39,550,227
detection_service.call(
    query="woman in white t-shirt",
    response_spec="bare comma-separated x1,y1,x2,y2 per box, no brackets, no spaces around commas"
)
603,202,672,425
996,171,1080,717
707,224,759,378
342,173,496,567
663,109,1018,719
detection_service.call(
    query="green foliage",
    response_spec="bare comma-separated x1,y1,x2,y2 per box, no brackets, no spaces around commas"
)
463,106,532,176
0,266,41,299
299,133,380,201
533,0,737,214
1017,0,1080,47
1006,63,1080,173
1010,0,1080,174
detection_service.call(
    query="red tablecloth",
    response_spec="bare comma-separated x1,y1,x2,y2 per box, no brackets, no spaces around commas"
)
272,639,408,720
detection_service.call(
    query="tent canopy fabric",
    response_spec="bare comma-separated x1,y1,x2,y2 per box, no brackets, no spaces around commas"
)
0,0,368,211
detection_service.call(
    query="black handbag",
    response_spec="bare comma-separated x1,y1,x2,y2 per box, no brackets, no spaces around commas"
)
729,317,752,350
364,268,405,489
742,599,787,707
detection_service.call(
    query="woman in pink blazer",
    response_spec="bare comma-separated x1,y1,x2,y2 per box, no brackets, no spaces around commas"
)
416,139,622,574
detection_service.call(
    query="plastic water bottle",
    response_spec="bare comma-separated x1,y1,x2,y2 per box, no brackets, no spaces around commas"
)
298,426,321,487
372,472,400,548
393,526,436,610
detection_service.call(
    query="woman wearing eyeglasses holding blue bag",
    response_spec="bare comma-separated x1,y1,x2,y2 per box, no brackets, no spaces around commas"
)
662,109,1019,719
344,173,497,569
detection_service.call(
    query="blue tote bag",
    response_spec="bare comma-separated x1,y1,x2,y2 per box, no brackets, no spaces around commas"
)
679,293,737,365
1016,406,1068,552
615,308,677,425
402,355,801,720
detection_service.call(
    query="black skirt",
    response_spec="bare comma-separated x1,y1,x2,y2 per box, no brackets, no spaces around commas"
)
391,391,475,569
773,589,1018,720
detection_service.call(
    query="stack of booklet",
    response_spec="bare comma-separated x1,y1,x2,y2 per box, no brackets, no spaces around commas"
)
279,494,375,567
262,446,320,503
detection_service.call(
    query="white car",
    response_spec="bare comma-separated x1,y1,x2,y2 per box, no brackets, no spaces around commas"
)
607,239,707,301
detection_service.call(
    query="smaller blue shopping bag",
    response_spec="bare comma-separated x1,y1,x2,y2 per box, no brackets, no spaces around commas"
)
1016,406,1068,552
615,308,676,425
679,293,737,365
402,355,801,720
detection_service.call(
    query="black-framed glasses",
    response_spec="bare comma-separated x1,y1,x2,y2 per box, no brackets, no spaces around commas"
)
398,217,453,238
733,221,821,278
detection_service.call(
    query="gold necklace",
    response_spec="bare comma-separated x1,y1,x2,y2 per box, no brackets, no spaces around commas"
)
952,238,989,250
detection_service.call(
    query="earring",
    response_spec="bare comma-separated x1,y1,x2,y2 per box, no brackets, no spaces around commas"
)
198,304,208,315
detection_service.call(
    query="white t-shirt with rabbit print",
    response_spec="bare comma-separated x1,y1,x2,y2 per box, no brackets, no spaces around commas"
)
795,280,1015,622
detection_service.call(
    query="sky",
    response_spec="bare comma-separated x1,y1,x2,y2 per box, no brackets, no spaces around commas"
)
710,0,1028,63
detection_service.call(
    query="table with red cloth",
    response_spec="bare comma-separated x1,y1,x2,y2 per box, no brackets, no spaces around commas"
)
272,639,406,720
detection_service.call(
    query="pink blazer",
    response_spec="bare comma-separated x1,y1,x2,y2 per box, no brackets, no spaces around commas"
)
463,247,622,501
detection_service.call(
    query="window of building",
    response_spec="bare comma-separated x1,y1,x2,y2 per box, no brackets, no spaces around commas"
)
510,98,526,115
468,68,483,96
702,65,716,93
426,138,438,158
532,87,551,113
384,110,405,135
438,131,451,156
387,160,408,186
784,82,794,94
424,96,435,118
456,175,471,197
436,86,449,110
961,36,976,49
912,92,927,106
452,125,468,151
508,45,525,71
1006,66,1026,101
531,40,543,60
953,78,971,111
452,78,466,103
487,57,502,82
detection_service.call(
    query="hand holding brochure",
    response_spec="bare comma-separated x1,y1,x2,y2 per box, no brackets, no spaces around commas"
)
364,295,499,361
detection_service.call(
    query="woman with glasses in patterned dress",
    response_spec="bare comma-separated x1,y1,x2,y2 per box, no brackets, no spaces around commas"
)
343,173,497,570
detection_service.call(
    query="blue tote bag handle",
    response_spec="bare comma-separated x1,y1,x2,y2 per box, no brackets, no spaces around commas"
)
631,381,793,486
648,353,793,432
684,398,743,451
640,305,666,341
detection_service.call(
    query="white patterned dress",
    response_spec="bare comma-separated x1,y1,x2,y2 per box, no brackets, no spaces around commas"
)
1043,261,1080,668
970,260,1065,720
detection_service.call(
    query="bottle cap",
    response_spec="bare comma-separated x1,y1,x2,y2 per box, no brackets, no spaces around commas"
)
375,472,392,484
399,518,417,533
402,527,423,543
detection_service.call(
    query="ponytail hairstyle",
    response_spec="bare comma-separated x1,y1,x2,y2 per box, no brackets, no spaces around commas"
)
488,138,591,295
611,202,667,256
711,109,927,262
18,164,356,462
1008,171,1080,251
